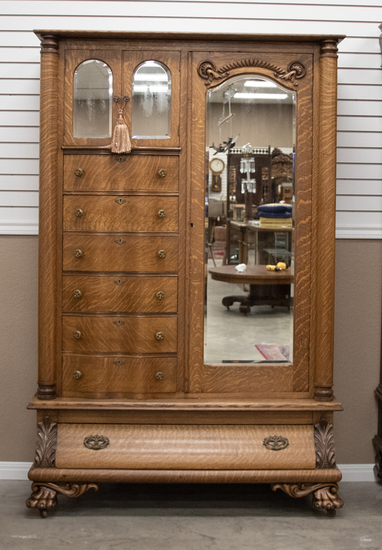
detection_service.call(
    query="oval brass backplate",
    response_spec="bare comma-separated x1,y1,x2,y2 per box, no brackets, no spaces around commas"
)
83,435,110,451
263,435,289,451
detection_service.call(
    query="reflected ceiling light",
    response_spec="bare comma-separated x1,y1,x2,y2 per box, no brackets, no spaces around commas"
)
134,73,168,81
234,92,288,99
133,85,168,93
244,80,277,88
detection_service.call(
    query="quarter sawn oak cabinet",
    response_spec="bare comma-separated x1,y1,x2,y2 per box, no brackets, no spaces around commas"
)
27,31,344,517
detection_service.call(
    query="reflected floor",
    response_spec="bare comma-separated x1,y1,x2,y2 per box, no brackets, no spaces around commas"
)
204,261,293,364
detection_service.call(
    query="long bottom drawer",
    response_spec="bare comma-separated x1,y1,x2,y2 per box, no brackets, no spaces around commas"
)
55,424,316,470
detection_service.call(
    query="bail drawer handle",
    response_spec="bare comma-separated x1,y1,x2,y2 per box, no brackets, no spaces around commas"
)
73,330,82,339
158,250,166,259
155,331,164,341
75,208,84,218
156,291,165,300
156,372,164,380
158,169,167,178
73,370,83,380
158,209,166,219
263,436,289,451
83,435,110,451
74,168,84,178
73,289,82,298
74,249,83,258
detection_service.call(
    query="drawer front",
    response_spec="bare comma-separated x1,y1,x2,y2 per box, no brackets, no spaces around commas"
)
62,315,177,353
63,195,178,232
63,234,179,272
62,355,177,394
64,155,179,192
55,424,316,470
63,275,178,313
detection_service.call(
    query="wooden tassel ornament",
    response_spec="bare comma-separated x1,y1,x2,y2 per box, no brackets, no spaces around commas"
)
110,108,131,154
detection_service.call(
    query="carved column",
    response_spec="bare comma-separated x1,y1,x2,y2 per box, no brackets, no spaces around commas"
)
37,35,59,400
314,40,339,402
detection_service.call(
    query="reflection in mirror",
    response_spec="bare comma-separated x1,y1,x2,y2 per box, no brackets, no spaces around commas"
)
204,76,296,365
132,61,171,139
73,59,113,138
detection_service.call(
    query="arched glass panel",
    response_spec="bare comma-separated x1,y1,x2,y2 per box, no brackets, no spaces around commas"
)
204,76,296,365
73,59,113,138
132,61,171,139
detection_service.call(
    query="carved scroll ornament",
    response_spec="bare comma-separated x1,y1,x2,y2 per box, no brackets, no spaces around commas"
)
314,418,336,469
26,482,98,518
272,482,344,516
198,59,306,87
33,416,57,468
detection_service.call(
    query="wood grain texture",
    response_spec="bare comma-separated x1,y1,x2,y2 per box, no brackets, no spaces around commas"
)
64,155,179,192
62,315,177,354
62,274,178,313
29,466,342,484
29,394,343,412
63,195,179,232
314,41,338,401
201,365,294,393
55,423,316,470
62,355,177,395
58,409,313,425
38,35,59,399
63,233,179,272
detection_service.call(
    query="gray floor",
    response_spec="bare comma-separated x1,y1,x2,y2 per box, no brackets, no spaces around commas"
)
1,481,381,550
205,260,293,363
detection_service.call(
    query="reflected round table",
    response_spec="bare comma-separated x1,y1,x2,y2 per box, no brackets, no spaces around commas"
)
209,265,293,315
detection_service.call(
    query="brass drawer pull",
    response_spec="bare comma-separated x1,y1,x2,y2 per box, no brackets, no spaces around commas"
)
73,330,82,339
75,208,84,218
74,249,83,258
263,436,289,451
113,359,125,366
155,331,164,341
73,370,83,380
156,291,165,300
158,249,166,259
115,198,126,205
73,289,82,298
158,169,167,178
83,435,110,451
156,372,164,380
158,209,166,219
115,238,126,245
113,320,125,326
74,168,84,178
114,279,125,285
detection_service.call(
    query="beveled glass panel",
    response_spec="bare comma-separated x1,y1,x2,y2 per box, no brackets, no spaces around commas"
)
73,60,113,138
132,61,171,139
204,76,296,365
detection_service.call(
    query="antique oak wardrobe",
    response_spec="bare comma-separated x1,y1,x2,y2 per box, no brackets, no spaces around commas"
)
27,31,344,517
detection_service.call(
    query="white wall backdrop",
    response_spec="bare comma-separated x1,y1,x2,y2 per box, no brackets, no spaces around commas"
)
0,0,381,237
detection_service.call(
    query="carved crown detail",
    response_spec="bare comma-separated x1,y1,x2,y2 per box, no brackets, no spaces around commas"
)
197,59,306,86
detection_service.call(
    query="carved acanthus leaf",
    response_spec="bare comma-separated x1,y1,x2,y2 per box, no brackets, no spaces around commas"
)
34,417,57,468
197,59,306,87
314,418,336,469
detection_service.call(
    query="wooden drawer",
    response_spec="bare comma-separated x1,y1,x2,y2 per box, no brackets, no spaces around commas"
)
62,355,177,395
62,315,177,353
55,424,316,470
63,274,178,313
64,155,179,192
63,195,178,232
63,234,179,272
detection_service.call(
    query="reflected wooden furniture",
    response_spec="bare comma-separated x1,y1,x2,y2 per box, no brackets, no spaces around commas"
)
27,31,344,517
209,265,292,314
230,221,292,265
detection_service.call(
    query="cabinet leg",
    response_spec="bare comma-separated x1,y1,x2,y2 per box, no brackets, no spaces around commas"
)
271,482,343,516
26,482,98,517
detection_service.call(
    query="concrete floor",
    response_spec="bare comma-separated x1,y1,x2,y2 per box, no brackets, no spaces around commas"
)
1,481,381,550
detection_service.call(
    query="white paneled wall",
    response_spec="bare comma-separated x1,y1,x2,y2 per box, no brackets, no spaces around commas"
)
0,1,381,237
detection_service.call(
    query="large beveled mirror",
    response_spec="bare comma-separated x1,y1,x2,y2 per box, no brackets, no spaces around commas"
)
204,75,296,365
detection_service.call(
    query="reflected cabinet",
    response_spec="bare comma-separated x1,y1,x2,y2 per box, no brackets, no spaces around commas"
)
27,31,344,517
